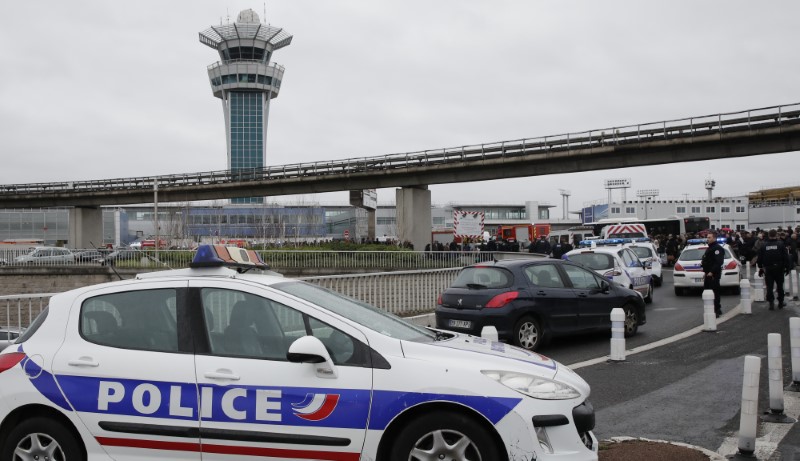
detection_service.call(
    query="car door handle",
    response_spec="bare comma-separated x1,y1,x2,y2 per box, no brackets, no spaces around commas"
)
536,291,547,296
204,370,241,381
577,293,588,298
68,357,99,367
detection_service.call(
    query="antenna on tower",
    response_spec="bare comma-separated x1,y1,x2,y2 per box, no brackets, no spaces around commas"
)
263,2,267,23
226,8,230,24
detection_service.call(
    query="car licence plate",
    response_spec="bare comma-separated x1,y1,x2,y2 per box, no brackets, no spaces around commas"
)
448,320,472,329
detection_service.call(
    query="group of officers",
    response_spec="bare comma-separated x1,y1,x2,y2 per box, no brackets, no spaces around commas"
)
702,229,793,316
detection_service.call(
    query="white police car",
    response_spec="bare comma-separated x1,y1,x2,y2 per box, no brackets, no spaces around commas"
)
673,238,741,296
623,238,663,287
564,240,654,304
0,245,598,461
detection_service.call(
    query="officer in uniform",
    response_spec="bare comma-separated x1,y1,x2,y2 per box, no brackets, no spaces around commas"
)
758,229,791,310
701,231,725,317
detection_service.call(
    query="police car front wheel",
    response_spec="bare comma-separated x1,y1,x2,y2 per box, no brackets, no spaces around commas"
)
1,417,84,461
389,411,502,461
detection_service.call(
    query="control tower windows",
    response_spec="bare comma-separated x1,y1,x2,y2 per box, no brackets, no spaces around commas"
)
222,46,268,62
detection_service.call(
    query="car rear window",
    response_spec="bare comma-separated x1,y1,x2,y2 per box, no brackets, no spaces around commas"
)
680,247,733,261
567,252,615,271
451,267,512,289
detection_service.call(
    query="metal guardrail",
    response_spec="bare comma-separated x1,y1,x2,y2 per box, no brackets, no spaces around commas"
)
2,103,799,195
0,265,461,330
0,249,503,270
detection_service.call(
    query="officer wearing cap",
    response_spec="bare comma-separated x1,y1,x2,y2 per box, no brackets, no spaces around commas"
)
701,231,724,317
758,229,791,310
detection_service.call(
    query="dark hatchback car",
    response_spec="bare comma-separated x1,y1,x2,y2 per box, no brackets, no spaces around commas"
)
435,259,646,351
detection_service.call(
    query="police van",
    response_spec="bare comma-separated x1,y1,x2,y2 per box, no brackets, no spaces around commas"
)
564,239,654,304
0,245,598,461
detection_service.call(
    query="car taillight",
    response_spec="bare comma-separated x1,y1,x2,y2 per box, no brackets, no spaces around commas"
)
674,263,684,271
437,294,443,305
485,291,519,308
0,353,25,374
725,260,738,270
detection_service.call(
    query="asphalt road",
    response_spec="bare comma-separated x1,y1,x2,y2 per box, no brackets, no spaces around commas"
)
539,269,743,366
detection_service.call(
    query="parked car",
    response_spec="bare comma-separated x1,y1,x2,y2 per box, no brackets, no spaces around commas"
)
673,238,741,295
100,248,140,266
0,245,598,460
13,247,75,265
623,238,663,287
73,250,105,263
435,259,646,351
564,241,654,304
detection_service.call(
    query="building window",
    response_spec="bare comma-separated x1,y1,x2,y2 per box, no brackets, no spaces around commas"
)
676,206,686,214
736,224,746,231
721,207,731,213
625,207,635,214
721,224,730,229
611,207,621,214
736,206,746,213
377,218,396,225
691,206,701,214
432,217,445,225
706,206,715,213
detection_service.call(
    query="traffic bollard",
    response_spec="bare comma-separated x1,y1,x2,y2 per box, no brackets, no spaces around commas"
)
480,325,499,342
786,273,792,301
733,356,761,458
702,289,716,331
793,269,799,301
609,308,625,362
746,261,751,280
740,279,751,315
753,274,765,302
786,318,800,392
762,333,797,423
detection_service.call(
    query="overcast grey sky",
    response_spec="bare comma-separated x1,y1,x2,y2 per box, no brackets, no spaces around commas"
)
1,1,798,214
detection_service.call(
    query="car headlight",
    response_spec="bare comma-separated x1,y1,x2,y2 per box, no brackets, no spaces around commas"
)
482,370,581,400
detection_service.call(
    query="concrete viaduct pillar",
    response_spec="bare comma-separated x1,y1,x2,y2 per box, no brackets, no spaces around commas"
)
396,186,431,251
68,207,103,249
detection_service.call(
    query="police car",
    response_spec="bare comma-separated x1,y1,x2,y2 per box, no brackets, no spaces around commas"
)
623,238,663,287
0,245,598,461
564,240,654,304
673,238,741,296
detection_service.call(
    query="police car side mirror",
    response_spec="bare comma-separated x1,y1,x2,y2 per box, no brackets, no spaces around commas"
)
287,336,338,379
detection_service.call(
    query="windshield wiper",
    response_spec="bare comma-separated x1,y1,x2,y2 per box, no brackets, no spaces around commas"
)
466,283,487,289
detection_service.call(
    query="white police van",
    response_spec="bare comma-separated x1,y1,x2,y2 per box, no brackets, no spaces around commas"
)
0,245,598,461
564,239,654,304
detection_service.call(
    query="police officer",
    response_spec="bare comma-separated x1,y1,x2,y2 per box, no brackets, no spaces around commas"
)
758,229,791,310
701,231,725,317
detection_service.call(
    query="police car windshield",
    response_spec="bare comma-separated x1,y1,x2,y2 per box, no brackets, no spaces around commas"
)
568,253,614,270
629,247,653,259
272,281,437,343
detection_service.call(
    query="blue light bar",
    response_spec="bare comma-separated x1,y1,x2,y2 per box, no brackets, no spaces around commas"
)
190,244,270,270
579,238,625,247
687,237,727,245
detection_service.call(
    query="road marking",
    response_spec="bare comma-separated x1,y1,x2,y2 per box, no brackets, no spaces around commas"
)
715,390,800,459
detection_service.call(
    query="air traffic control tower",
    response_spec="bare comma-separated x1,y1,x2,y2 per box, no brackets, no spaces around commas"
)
200,10,293,204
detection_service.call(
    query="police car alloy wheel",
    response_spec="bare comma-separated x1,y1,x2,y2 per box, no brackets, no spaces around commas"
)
389,411,501,461
2,416,84,461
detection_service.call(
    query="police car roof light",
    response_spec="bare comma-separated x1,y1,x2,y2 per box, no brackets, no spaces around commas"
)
190,244,270,270
687,237,727,245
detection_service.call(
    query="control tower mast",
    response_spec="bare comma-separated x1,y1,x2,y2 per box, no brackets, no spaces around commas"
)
200,10,293,204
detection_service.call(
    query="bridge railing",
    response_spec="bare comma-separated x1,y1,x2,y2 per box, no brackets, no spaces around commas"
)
0,267,460,332
2,103,800,195
0,248,515,270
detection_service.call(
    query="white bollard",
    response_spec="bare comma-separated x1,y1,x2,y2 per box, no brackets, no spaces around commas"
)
702,289,717,331
740,279,751,315
761,333,797,423
753,273,765,302
793,269,799,301
786,273,792,301
736,356,761,457
480,325,499,342
609,308,626,361
786,318,800,392
746,261,752,280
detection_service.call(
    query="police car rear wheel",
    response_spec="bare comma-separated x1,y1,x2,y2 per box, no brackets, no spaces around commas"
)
2,417,83,461
390,411,501,461
513,316,543,351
